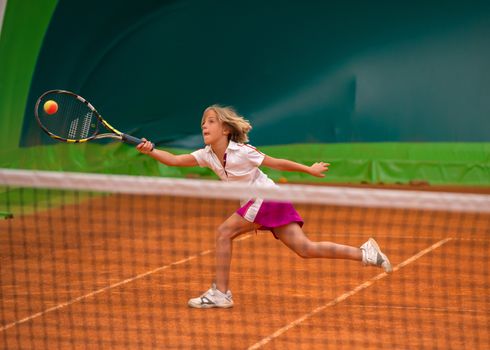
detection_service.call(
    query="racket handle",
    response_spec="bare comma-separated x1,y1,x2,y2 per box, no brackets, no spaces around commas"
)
121,134,154,150
121,134,143,145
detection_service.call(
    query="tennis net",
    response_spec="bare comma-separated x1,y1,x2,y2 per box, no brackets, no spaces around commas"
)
1,168,489,349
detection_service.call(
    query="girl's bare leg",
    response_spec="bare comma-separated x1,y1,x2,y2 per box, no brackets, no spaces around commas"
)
215,213,257,293
274,223,362,260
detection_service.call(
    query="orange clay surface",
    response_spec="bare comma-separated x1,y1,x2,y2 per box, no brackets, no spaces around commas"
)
1,188,489,349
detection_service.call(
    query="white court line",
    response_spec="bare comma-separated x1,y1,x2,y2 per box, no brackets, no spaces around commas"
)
0,233,253,332
247,237,452,350
345,304,483,314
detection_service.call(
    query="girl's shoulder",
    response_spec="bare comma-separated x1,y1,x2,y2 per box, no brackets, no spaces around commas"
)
232,143,265,166
229,141,260,151
241,143,264,155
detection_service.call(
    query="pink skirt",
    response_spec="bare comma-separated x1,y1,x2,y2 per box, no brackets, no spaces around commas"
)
236,200,303,236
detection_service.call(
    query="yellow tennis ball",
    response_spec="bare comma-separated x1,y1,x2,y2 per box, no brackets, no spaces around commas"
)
43,100,58,115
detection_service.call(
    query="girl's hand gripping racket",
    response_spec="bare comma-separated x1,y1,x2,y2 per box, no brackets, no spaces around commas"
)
35,89,153,149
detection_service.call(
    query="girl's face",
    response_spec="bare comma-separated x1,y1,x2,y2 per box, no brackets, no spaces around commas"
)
201,109,229,145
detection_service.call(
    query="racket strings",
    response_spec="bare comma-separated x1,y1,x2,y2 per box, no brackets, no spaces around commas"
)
79,112,95,139
38,92,99,141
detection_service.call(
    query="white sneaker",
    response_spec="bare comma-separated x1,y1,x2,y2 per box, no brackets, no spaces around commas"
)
360,238,393,273
188,283,234,309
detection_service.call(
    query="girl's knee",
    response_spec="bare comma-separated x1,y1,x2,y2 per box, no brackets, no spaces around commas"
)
216,223,235,241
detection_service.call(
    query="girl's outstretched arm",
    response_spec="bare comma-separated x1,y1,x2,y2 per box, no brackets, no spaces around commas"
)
136,139,198,167
261,155,329,178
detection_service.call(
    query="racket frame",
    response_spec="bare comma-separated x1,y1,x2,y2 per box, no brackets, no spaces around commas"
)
35,89,145,146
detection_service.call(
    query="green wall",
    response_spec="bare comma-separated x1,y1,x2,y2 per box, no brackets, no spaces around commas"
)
0,0,58,150
1,1,489,186
22,1,490,147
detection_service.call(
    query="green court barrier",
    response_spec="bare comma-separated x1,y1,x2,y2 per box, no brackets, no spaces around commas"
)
1,142,488,186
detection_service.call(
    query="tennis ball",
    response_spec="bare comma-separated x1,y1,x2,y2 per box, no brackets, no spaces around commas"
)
43,100,58,115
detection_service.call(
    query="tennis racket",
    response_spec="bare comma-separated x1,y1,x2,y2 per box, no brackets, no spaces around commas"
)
35,89,152,148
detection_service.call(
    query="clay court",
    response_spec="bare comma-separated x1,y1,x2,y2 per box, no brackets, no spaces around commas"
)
1,189,489,349
2,1,490,348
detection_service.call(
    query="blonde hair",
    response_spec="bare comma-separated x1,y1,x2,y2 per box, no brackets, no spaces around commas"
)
203,104,252,143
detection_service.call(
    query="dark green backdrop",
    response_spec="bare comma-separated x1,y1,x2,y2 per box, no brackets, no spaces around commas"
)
1,0,489,185
22,0,490,147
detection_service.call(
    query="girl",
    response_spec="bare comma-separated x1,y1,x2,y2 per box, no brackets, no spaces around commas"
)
136,105,392,309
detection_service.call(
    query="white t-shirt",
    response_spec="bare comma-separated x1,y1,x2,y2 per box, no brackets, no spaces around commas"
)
191,141,275,187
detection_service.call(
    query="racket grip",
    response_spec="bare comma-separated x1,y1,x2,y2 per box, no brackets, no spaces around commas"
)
121,134,143,145
121,134,154,150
